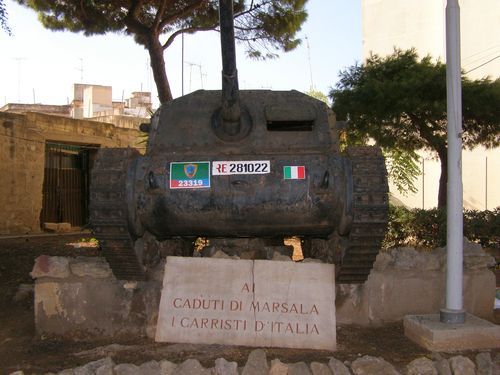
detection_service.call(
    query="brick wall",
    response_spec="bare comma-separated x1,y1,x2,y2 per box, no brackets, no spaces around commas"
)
0,112,141,235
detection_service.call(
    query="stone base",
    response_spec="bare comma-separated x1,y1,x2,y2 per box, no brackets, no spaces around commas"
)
156,257,336,350
404,313,500,351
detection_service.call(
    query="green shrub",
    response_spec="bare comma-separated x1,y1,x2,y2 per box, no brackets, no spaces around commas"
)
384,205,500,249
464,208,500,248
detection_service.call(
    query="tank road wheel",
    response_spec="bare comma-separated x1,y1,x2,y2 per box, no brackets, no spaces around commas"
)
335,146,389,283
89,148,146,281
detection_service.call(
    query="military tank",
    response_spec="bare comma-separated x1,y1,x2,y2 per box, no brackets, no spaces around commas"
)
89,0,389,284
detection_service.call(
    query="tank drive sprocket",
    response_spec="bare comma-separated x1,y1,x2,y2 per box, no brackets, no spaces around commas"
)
89,148,145,281
302,146,388,283
336,146,389,283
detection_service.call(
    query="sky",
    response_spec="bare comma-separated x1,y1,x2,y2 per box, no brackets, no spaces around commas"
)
0,0,362,108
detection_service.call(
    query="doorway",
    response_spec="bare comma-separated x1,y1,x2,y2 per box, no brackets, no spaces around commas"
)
40,142,93,228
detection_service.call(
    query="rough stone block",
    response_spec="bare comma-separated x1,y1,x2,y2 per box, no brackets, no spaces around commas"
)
43,222,59,232
114,363,140,375
328,357,351,375
214,358,238,375
175,359,209,375
475,352,493,375
242,349,269,375
406,357,437,375
156,257,336,350
434,358,452,375
34,278,161,339
392,247,440,271
366,272,443,323
337,244,496,325
57,222,72,232
70,257,113,278
211,250,238,260
449,356,476,375
351,355,400,375
159,360,177,375
463,270,496,319
288,362,312,375
271,251,292,261
31,255,70,279
138,360,161,375
404,313,500,351
335,284,369,326
269,359,289,375
74,357,114,375
310,361,333,375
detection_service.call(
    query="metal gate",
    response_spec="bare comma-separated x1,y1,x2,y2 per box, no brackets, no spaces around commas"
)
41,142,91,228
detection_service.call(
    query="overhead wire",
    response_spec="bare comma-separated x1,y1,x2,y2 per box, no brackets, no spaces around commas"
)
464,54,500,75
462,43,500,63
461,43,500,75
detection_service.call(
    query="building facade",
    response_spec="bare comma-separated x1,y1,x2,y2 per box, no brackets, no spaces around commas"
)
0,112,141,235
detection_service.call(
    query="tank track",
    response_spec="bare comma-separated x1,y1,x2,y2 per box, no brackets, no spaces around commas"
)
89,148,145,281
336,146,389,283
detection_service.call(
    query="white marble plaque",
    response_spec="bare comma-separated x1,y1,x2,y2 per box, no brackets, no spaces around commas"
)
155,257,336,350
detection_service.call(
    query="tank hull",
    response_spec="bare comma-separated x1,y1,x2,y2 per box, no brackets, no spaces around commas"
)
89,90,389,283
130,153,348,239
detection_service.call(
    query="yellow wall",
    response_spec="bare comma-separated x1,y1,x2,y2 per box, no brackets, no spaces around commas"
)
0,112,140,234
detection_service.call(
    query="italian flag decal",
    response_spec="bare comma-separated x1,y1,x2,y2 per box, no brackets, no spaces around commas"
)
283,166,305,180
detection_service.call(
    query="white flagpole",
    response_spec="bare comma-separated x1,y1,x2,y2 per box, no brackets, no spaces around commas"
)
441,0,465,324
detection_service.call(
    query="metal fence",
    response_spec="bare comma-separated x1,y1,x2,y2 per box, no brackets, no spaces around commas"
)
40,142,91,227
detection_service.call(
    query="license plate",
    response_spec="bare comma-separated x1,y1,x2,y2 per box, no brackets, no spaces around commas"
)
212,161,270,175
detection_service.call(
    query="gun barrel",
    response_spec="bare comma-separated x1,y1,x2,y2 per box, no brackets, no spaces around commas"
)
219,0,241,127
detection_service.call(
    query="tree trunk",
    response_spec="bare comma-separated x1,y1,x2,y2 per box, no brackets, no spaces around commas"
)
437,147,447,208
147,35,173,104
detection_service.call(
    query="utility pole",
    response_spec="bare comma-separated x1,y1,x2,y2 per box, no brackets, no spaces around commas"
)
181,33,185,95
422,159,425,209
441,0,465,324
485,157,488,210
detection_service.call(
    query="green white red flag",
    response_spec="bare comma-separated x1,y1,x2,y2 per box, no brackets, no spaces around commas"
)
283,166,305,179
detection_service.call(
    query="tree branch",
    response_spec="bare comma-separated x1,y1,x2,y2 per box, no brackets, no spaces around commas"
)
234,1,269,18
124,0,149,35
408,113,444,150
162,24,218,50
153,0,168,30
158,0,205,31
234,25,261,31
79,0,88,20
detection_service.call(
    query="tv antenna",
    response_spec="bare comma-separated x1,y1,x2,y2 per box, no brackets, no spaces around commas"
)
13,57,27,103
185,61,206,91
305,36,315,91
76,58,84,82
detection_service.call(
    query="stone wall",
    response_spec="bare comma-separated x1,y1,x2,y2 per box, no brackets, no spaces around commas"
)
0,112,140,235
31,240,496,340
336,239,496,325
90,114,149,130
32,255,161,339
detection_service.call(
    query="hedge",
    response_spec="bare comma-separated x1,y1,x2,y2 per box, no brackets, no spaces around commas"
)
384,205,500,250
